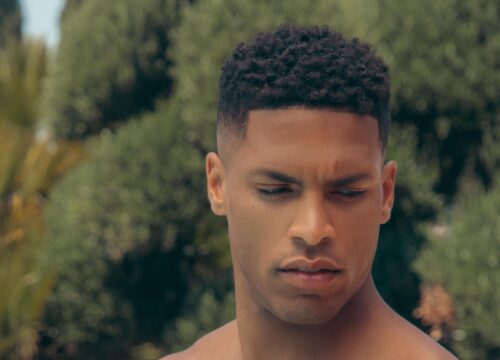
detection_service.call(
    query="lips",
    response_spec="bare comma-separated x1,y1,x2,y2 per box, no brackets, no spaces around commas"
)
279,257,342,272
278,258,342,290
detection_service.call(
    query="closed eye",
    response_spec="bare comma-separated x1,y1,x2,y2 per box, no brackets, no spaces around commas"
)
257,187,292,199
256,187,366,200
335,189,366,199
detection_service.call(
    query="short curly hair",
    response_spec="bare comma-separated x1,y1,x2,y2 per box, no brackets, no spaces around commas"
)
217,24,391,149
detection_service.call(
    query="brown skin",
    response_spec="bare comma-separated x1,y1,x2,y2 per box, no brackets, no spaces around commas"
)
162,109,457,360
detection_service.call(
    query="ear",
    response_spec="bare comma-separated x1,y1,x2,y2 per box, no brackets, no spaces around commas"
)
206,152,227,216
380,160,397,224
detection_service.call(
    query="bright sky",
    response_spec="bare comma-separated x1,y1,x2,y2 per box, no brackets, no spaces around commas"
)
20,0,65,47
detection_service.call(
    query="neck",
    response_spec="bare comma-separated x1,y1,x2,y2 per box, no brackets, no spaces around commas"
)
235,275,385,360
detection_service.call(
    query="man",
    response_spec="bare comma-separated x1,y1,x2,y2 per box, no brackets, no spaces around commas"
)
164,25,457,360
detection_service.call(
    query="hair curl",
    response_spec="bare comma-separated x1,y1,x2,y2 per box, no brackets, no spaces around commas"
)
217,24,391,149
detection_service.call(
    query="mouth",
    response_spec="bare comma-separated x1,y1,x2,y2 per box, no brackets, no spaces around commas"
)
278,258,343,290
279,268,341,273
279,257,342,272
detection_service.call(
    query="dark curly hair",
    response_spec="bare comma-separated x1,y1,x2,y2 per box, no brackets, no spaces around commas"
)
217,24,391,149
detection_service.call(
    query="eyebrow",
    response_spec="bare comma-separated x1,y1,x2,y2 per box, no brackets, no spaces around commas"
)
251,170,302,185
325,174,372,187
249,169,372,187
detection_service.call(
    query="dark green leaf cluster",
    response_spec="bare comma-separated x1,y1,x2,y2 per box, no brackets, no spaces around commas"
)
370,0,500,200
414,184,500,359
164,290,235,352
41,0,180,139
41,105,230,357
58,0,85,24
374,125,443,321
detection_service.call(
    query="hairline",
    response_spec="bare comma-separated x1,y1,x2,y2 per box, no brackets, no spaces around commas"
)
216,105,388,155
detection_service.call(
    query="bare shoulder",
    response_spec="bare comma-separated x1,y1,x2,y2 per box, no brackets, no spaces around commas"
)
385,329,459,360
159,320,239,360
382,311,459,360
159,348,193,360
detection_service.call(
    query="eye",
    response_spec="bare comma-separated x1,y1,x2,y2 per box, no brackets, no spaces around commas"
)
335,189,366,199
257,187,292,199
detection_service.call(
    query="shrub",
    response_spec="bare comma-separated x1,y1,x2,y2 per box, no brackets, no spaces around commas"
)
164,290,235,352
41,0,183,139
0,38,84,360
41,103,230,358
414,184,500,359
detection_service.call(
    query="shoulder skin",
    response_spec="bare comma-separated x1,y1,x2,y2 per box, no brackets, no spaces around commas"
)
161,316,459,360
380,311,459,360
160,320,239,360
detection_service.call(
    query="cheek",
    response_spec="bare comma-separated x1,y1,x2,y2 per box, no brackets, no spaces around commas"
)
226,193,278,272
336,198,381,273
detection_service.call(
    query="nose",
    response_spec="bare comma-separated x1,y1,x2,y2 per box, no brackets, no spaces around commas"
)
287,191,335,247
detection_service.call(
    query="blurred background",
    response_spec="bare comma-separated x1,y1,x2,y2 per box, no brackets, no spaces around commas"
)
0,0,498,359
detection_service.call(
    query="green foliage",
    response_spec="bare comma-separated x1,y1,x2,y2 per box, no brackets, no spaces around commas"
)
480,121,500,181
164,291,235,352
0,38,84,359
129,342,164,360
0,125,83,360
0,0,21,48
366,0,500,199
41,0,184,139
373,125,442,321
414,184,500,359
369,0,500,118
0,226,55,360
41,103,231,358
59,0,86,24
0,39,46,128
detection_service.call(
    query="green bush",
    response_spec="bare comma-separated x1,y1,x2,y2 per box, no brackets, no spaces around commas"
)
164,290,235,352
414,184,500,359
374,125,443,321
480,122,500,182
373,0,500,200
41,104,230,358
59,0,86,24
41,0,183,139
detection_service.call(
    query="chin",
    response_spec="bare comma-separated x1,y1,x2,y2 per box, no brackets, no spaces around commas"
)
273,299,343,326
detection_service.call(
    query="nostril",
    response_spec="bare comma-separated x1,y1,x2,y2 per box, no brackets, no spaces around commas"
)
291,234,333,248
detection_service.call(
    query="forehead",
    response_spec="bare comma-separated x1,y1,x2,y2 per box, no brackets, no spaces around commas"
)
223,108,382,176
248,108,377,143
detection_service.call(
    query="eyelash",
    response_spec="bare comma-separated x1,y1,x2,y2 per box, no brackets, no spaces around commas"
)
257,188,366,200
338,189,366,199
257,188,292,199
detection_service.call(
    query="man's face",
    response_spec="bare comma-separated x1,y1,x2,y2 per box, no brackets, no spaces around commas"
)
206,108,396,325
